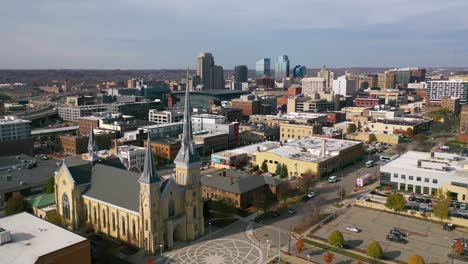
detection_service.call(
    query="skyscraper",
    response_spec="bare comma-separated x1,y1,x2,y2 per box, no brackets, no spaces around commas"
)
234,65,248,83
256,58,270,78
317,65,335,89
293,65,307,78
196,52,224,90
275,55,290,80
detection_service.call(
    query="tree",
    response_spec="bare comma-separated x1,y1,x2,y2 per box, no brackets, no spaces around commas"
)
336,186,346,204
408,255,425,264
295,238,305,253
252,195,274,213
277,180,292,204
432,198,450,221
348,124,357,133
366,241,383,259
454,239,465,255
261,161,268,173
5,193,31,215
323,252,334,264
302,169,317,191
252,165,259,171
48,212,63,226
328,230,344,248
385,192,406,213
395,144,407,155
275,163,282,175
44,176,55,194
280,164,289,179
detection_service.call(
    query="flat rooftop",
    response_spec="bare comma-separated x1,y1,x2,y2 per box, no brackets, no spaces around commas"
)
0,212,87,264
31,126,79,135
381,151,468,177
256,112,328,120
0,117,30,125
140,122,183,129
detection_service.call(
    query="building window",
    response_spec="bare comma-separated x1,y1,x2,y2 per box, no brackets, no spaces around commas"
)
94,207,97,221
416,177,421,182
112,213,116,231
424,178,429,183
393,174,398,178
145,220,148,231
193,206,197,218
102,210,106,228
169,199,175,217
122,217,126,235
401,175,406,179
408,176,413,180
84,203,88,221
62,193,70,219
132,220,136,238
193,191,196,197
433,179,438,184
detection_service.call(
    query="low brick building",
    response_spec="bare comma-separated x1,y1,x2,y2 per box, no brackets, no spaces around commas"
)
144,138,181,161
201,170,282,209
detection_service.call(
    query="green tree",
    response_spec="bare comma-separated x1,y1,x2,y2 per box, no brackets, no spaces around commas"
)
277,180,292,204
385,192,406,213
275,163,282,175
252,165,259,171
44,176,55,194
5,194,31,215
251,195,274,213
48,212,63,226
261,161,268,173
408,255,425,264
280,164,288,179
433,190,451,221
366,241,383,259
302,169,317,191
328,230,344,248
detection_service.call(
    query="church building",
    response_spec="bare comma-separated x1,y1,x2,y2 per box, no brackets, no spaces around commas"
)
54,73,204,253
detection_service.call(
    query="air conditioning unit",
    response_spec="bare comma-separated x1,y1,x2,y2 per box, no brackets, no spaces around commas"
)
0,228,12,245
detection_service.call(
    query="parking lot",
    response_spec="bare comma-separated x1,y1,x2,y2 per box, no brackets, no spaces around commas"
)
313,206,467,263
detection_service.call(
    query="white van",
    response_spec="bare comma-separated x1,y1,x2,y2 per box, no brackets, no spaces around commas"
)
328,176,338,183
365,160,375,168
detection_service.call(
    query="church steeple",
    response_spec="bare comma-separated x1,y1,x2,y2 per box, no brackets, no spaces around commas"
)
174,67,201,165
88,128,99,162
139,133,160,184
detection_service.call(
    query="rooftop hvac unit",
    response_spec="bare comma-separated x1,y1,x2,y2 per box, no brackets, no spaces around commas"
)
0,228,12,245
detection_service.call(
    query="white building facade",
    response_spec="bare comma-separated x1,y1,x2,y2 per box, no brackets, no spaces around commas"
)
301,77,326,96
148,110,184,124
118,145,146,171
332,76,356,96
426,80,468,102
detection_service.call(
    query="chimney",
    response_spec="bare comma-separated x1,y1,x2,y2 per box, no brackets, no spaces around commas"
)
257,146,260,152
322,139,327,157
430,152,435,158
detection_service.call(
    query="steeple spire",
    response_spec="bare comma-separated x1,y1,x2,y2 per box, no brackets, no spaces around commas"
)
174,66,201,165
88,128,99,162
139,132,160,184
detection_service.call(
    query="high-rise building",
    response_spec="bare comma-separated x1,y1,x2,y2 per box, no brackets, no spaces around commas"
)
301,77,326,96
378,71,395,89
317,65,335,89
459,106,468,142
389,68,411,87
426,80,468,102
0,116,32,156
275,55,290,80
210,65,225,90
293,65,307,78
234,65,248,83
256,58,270,77
358,74,378,89
332,75,356,96
410,68,426,83
196,52,224,90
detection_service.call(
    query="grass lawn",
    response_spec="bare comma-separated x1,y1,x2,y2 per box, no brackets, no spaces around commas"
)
304,238,386,264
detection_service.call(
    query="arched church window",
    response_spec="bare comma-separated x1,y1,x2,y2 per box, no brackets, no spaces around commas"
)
102,209,106,228
112,213,116,231
122,217,126,235
84,203,88,221
132,220,136,238
94,207,97,221
62,193,70,219
169,199,175,217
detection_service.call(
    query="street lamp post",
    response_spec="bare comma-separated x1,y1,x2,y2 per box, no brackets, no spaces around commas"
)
266,240,271,257
278,227,281,261
159,244,163,256
209,222,212,238
307,255,310,262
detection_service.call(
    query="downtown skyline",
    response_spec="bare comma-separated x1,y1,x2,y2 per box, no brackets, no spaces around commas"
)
2,0,468,69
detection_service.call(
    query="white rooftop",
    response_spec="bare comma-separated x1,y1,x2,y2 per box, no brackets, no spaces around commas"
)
0,117,30,124
0,212,87,264
140,122,183,129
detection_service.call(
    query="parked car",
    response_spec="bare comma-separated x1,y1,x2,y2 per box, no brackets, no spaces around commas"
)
443,223,454,231
423,197,432,203
386,234,408,244
288,176,296,181
307,191,318,198
365,160,375,168
408,196,416,201
328,176,338,183
271,211,280,217
416,197,424,203
345,226,361,233
301,195,310,202
288,207,297,215
390,228,408,237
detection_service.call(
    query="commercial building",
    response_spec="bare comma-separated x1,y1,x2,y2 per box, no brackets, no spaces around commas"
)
256,137,364,178
58,105,108,121
256,76,275,88
355,98,385,108
293,65,307,78
389,67,412,87
360,118,431,136
287,96,337,113
197,52,225,90
148,109,184,124
427,80,468,102
211,107,242,122
333,75,356,96
65,96,95,106
358,75,378,89
256,58,271,78
172,90,248,109
378,71,395,89
78,116,104,136
118,145,146,171
0,212,91,264
144,138,181,161
301,77,326,96
249,112,328,127
0,154,64,208
0,117,32,156
58,130,117,154
380,151,468,202
288,86,302,96
317,65,335,89
201,170,282,209
280,122,322,141
231,97,261,118
424,97,461,114
140,122,183,139
106,101,161,120
368,89,407,105
459,106,468,143
234,65,248,83
275,55,290,80
239,124,280,145
191,113,240,148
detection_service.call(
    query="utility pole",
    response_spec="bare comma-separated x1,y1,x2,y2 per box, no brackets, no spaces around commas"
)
288,225,292,254
278,227,281,261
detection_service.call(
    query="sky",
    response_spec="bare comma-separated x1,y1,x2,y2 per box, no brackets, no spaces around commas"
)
1,0,468,69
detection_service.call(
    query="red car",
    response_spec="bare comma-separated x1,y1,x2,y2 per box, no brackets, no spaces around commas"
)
271,211,280,217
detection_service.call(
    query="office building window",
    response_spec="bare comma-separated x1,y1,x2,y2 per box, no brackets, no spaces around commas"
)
433,179,438,184
416,177,421,182
424,178,429,183
409,176,413,180
393,174,398,178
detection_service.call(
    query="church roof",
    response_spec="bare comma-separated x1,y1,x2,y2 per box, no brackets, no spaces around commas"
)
200,170,282,194
174,69,201,165
82,163,141,212
139,133,161,184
